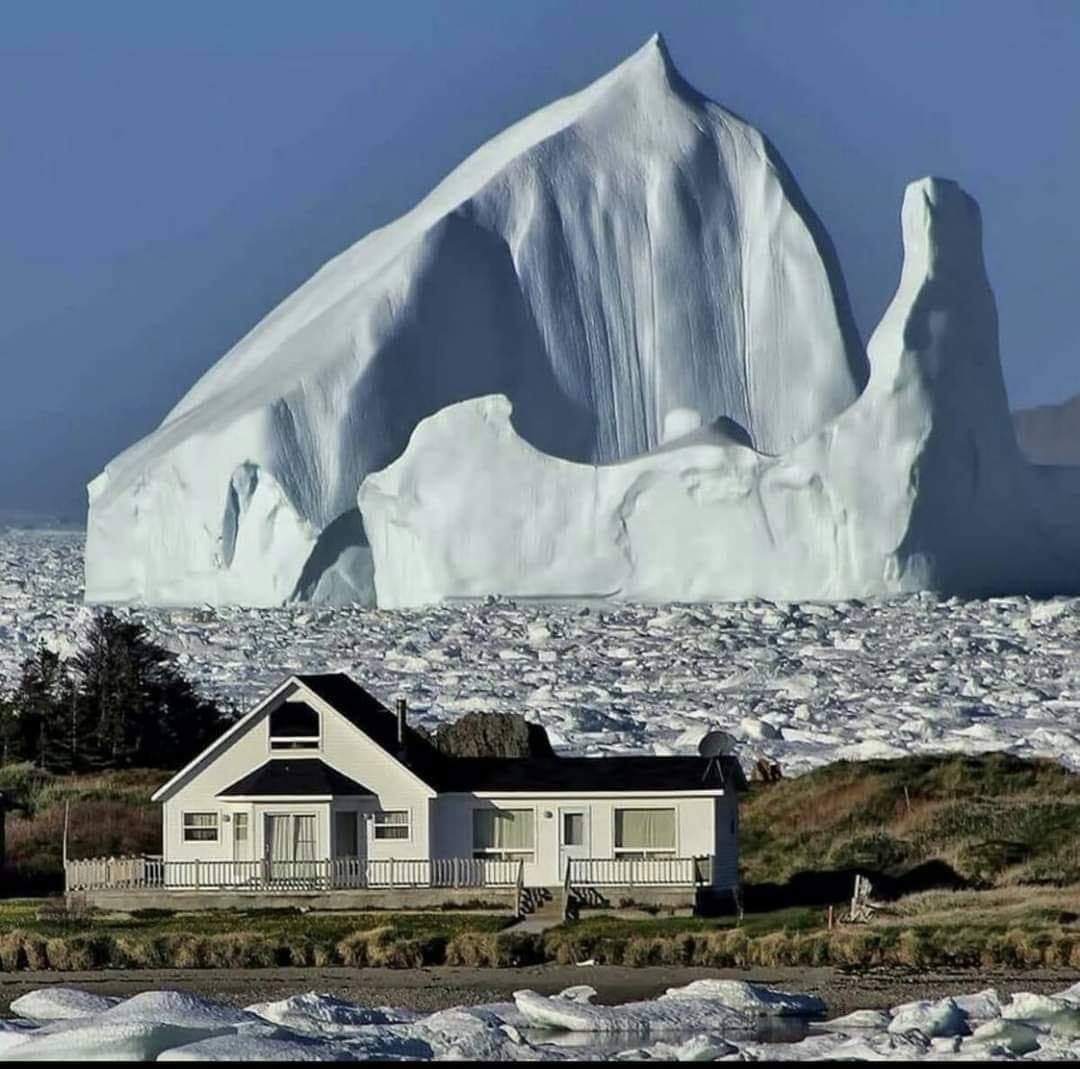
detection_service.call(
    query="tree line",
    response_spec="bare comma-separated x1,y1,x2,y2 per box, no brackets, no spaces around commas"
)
0,611,230,772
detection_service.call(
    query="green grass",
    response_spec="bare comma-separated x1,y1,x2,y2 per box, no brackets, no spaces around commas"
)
740,752,1080,889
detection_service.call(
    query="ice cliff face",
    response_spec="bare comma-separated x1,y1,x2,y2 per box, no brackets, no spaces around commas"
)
84,34,866,607
360,178,1080,606
85,36,1079,609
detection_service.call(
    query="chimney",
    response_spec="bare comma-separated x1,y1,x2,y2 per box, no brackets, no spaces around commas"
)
396,698,407,748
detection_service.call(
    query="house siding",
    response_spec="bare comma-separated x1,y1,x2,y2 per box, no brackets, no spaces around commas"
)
162,684,433,865
433,792,724,887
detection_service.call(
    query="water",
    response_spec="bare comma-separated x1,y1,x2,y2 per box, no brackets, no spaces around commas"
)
523,1014,814,1056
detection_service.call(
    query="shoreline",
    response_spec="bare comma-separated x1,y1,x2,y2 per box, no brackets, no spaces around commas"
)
4,963,1079,1018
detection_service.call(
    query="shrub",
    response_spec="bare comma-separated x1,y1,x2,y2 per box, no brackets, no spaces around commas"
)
170,935,210,969
622,936,667,967
44,934,112,970
204,932,277,969
749,931,793,967
0,929,46,970
334,926,439,968
445,931,496,967
895,928,933,969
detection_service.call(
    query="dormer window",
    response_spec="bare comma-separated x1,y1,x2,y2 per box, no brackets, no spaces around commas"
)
269,702,320,751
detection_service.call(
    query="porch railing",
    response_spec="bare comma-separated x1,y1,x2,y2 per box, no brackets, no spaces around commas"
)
64,856,523,894
567,855,713,888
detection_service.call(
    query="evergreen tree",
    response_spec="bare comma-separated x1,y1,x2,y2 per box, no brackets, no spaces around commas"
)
1,611,229,773
70,611,227,768
0,693,18,765
50,672,97,774
10,646,66,768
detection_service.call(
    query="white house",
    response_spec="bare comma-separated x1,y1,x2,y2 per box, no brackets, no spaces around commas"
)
66,673,744,913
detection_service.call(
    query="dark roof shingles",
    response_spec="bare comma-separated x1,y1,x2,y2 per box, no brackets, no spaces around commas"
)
295,672,747,794
218,758,373,797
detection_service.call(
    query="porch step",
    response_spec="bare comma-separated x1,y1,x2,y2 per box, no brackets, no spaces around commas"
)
518,885,561,918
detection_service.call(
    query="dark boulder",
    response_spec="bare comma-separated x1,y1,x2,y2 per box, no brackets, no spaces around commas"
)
428,712,555,759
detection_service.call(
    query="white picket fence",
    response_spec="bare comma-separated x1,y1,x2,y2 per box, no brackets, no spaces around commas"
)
567,855,713,887
64,855,523,893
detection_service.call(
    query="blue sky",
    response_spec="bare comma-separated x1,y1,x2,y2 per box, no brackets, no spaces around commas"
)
2,0,1078,518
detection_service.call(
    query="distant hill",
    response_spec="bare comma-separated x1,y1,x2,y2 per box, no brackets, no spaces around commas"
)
1013,394,1080,466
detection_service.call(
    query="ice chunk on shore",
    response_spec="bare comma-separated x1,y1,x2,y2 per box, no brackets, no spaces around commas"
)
6,1021,228,1061
245,992,420,1035
888,997,968,1037
9,988,120,1021
513,988,753,1034
662,979,825,1016
99,990,254,1030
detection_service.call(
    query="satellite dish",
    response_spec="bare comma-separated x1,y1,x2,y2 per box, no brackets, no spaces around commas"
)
698,730,737,758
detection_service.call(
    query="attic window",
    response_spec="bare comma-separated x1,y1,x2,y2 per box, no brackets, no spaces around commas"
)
270,702,320,751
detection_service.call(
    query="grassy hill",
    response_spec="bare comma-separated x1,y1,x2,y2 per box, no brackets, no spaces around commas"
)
740,752,1080,893
0,764,165,893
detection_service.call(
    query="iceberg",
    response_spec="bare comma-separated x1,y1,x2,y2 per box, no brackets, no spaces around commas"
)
84,33,865,608
361,178,1080,606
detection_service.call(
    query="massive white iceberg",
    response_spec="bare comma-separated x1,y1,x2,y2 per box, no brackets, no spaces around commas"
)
360,176,1080,605
85,34,1080,609
84,34,867,607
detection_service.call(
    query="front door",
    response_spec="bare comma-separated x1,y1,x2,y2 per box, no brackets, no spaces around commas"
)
558,808,590,881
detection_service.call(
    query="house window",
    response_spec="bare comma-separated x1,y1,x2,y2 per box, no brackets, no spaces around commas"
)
373,811,410,840
182,812,219,843
473,808,535,862
234,813,249,843
266,813,318,879
563,812,585,846
269,702,320,750
614,807,676,858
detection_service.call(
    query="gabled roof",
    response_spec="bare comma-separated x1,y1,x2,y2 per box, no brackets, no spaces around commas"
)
424,754,746,794
295,673,437,756
152,671,746,803
217,758,372,798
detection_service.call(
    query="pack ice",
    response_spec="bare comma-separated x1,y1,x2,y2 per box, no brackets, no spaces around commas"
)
84,34,1080,609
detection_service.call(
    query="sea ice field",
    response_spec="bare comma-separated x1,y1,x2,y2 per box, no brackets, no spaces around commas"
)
2,528,1080,776
4,978,1080,1060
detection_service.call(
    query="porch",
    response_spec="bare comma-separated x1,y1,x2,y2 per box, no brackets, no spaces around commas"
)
64,853,717,914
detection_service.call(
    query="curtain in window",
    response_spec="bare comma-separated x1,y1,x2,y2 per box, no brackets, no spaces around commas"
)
183,813,218,842
614,808,675,851
294,815,317,877
375,811,409,839
473,809,534,851
267,815,291,879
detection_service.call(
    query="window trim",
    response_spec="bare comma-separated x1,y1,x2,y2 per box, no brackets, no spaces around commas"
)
472,806,537,864
182,811,220,843
372,809,412,843
268,704,321,753
611,805,678,858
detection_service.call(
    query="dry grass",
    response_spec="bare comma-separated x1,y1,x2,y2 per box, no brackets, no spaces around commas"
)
884,884,1080,926
741,753,1080,889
